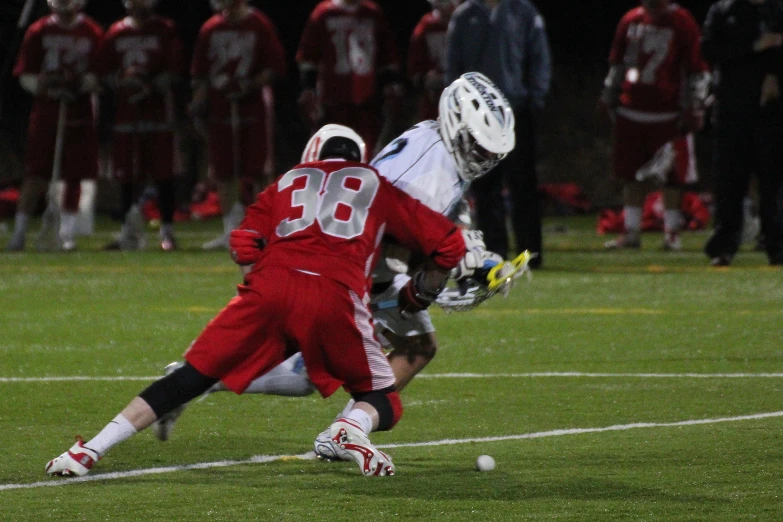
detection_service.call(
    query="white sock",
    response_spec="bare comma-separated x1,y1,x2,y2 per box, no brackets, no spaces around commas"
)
345,408,373,435
84,414,137,457
663,209,681,234
241,364,314,396
624,206,642,234
160,223,173,237
12,212,29,236
59,212,78,243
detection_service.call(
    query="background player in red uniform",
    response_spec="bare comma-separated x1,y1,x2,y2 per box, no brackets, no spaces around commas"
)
101,0,184,251
45,124,466,478
296,0,401,154
6,0,102,252
191,0,286,250
601,0,709,251
407,0,460,121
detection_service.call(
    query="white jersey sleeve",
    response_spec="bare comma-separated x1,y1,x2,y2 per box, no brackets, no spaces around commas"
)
371,121,466,217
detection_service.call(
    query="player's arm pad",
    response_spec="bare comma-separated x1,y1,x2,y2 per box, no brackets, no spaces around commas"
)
229,229,266,266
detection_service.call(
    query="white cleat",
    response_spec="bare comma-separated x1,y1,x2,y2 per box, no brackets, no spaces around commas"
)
313,427,351,462
328,418,394,476
151,362,187,441
45,437,100,477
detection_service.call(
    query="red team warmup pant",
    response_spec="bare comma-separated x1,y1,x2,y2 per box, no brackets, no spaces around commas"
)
25,110,98,212
613,113,697,185
111,130,175,183
184,266,396,397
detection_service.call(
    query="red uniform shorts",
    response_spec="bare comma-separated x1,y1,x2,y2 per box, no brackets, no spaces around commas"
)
111,131,174,183
184,267,395,396
25,111,98,182
613,113,697,186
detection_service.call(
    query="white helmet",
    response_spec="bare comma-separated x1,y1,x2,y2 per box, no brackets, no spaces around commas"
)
47,0,86,13
301,124,367,163
439,72,515,181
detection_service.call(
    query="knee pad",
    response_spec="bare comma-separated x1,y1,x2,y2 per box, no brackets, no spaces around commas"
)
351,389,403,431
138,362,218,419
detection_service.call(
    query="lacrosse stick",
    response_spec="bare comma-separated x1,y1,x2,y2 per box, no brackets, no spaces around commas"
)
370,250,535,313
230,99,241,180
34,99,67,251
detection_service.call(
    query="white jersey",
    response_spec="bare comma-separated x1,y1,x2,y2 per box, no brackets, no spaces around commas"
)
370,121,467,285
371,121,466,218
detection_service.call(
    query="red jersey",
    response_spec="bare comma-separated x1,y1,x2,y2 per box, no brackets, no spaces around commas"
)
191,8,286,125
297,0,399,106
100,15,183,127
240,160,465,295
407,11,448,79
13,13,103,125
609,4,706,116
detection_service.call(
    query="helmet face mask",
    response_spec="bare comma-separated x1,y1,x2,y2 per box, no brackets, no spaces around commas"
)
47,0,86,14
438,72,515,181
301,124,367,163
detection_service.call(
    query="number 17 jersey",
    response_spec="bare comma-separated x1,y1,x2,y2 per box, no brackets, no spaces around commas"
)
239,159,465,295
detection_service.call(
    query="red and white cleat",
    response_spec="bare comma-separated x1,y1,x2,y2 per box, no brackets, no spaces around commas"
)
329,418,394,476
45,436,100,477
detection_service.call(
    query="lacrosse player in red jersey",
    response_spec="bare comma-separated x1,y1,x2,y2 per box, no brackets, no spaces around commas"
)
600,0,710,251
100,0,184,251
6,0,102,252
191,0,286,250
45,124,466,477
296,0,402,154
408,0,460,121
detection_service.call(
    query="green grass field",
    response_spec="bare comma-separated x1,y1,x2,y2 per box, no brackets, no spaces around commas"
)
1,215,782,521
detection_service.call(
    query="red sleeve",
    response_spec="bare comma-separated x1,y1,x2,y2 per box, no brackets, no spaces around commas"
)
375,10,399,70
407,19,428,78
13,22,43,77
296,9,324,65
191,24,210,78
380,180,465,270
238,183,279,239
258,17,287,78
608,15,629,65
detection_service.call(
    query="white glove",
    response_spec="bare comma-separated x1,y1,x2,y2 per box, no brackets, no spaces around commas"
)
451,229,487,281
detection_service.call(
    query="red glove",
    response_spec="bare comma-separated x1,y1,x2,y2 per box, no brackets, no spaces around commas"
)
229,229,266,266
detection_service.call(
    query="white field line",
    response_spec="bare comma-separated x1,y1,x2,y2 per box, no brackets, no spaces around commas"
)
3,372,783,383
2,410,782,492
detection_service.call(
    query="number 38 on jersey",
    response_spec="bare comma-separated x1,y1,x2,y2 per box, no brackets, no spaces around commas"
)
276,167,380,240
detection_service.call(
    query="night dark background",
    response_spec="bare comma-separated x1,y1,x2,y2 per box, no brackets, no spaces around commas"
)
0,0,716,208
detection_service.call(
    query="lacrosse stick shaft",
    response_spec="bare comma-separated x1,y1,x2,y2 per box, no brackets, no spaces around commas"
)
50,99,68,199
230,99,241,180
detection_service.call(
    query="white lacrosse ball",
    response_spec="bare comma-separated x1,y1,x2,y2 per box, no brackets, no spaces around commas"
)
476,455,495,472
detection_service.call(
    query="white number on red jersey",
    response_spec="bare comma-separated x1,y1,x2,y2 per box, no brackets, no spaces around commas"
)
327,18,375,75
276,167,380,239
623,24,673,85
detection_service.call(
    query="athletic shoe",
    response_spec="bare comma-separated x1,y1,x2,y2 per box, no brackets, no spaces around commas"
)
604,232,641,250
328,418,394,476
61,240,77,252
709,254,733,267
45,436,100,477
313,427,351,462
160,232,177,252
662,232,682,251
151,362,187,441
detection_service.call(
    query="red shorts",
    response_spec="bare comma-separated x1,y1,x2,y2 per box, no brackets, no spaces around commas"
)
208,120,268,182
184,267,395,396
112,131,174,183
323,104,381,156
613,114,697,185
25,112,98,182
